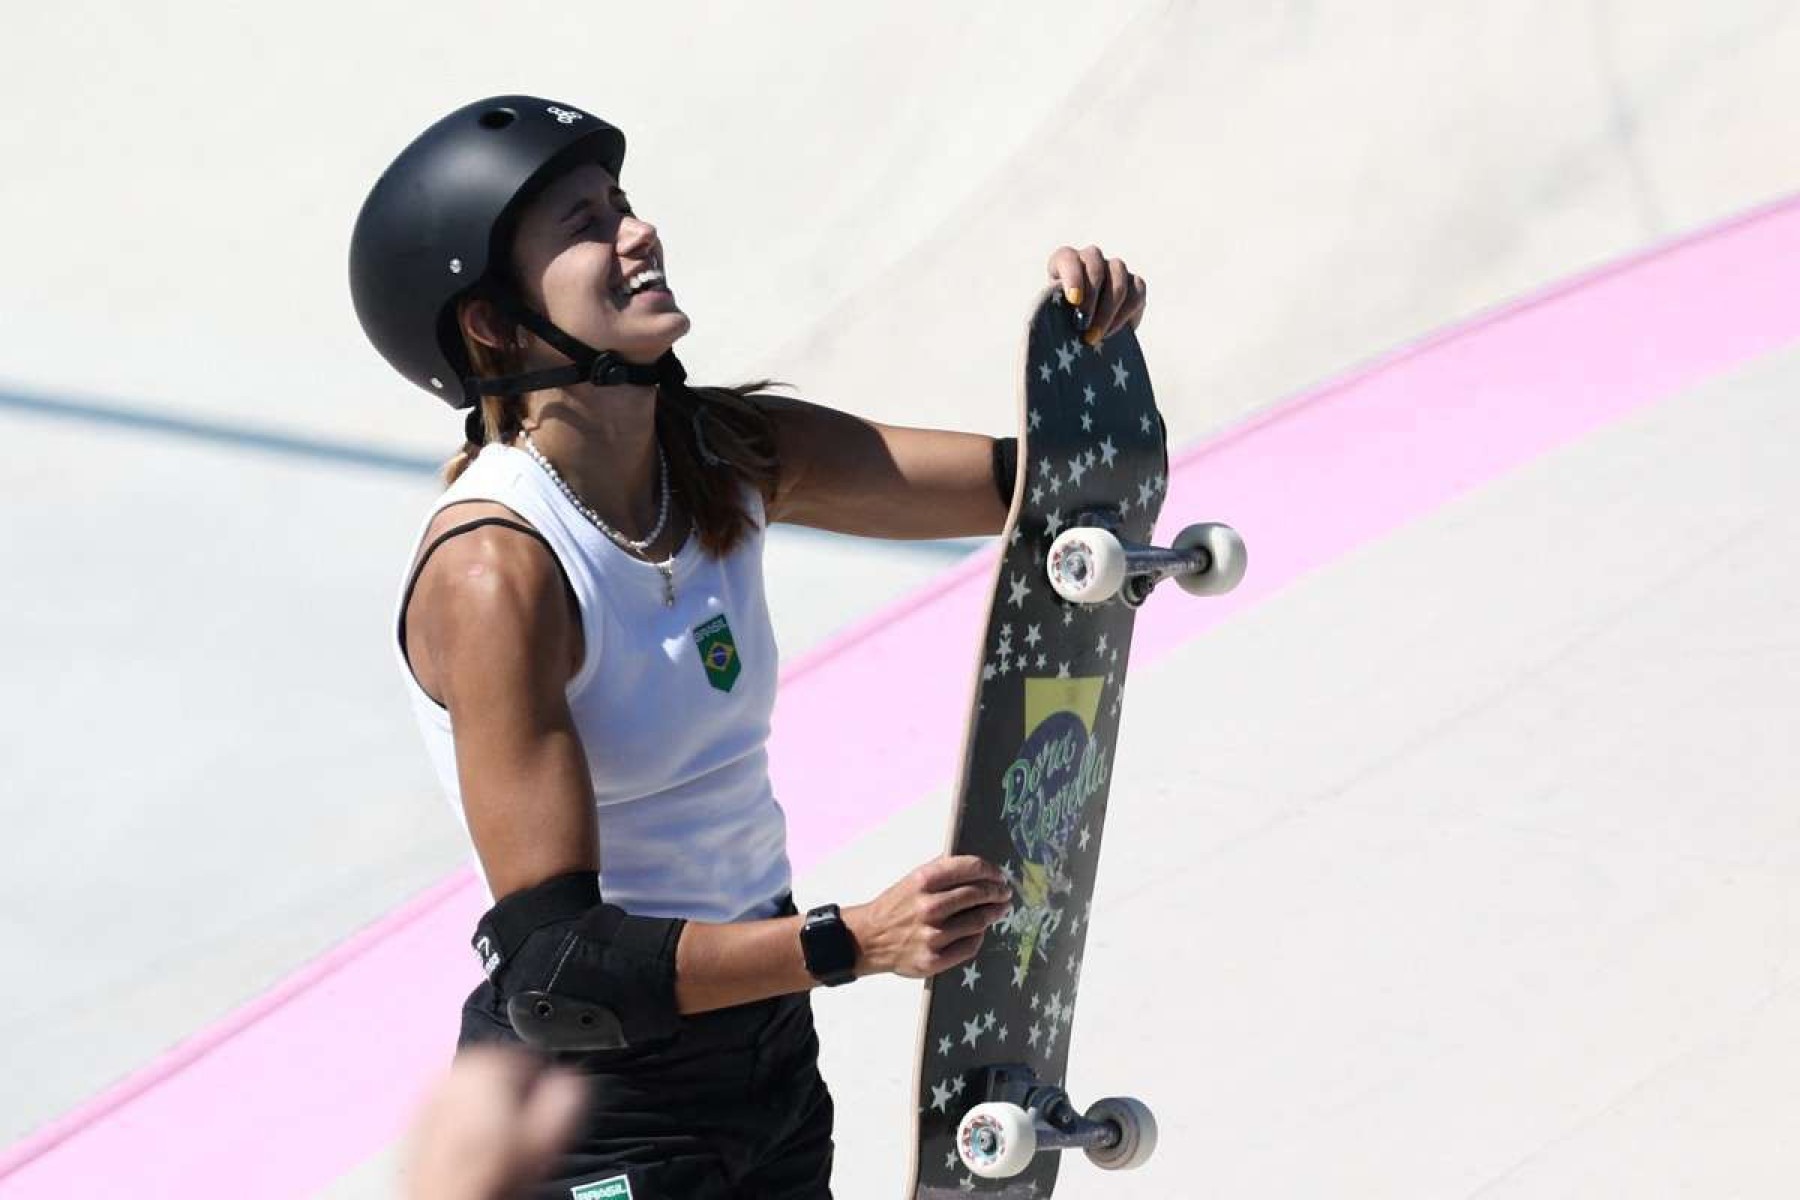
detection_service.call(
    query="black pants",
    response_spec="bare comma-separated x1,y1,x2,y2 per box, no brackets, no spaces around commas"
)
457,911,834,1199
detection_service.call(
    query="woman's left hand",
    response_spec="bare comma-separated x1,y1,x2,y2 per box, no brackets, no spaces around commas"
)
1046,245,1148,347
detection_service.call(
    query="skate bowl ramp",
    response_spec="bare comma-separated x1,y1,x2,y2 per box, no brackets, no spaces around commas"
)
3,2,1800,1196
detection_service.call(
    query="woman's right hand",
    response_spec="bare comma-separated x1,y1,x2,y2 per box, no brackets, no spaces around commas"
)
845,855,1014,980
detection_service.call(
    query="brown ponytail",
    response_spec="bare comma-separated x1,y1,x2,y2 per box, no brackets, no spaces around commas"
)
655,378,783,558
442,300,528,486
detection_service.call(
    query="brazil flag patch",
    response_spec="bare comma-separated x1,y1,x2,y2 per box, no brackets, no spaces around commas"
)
693,614,741,693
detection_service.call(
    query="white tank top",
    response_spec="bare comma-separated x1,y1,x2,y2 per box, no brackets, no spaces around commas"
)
392,442,791,922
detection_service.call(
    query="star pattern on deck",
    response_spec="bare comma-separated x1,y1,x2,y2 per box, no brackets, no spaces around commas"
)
916,291,1168,1191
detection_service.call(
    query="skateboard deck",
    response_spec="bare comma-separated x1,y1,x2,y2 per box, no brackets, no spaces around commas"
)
905,286,1171,1198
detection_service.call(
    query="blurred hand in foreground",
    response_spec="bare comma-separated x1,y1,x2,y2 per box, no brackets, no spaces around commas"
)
404,1044,586,1200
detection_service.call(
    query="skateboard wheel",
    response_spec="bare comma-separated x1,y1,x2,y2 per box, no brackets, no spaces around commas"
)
1172,523,1247,597
1047,528,1127,604
1084,1096,1157,1171
957,1101,1038,1178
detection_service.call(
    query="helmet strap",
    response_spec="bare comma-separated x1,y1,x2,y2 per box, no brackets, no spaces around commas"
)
464,286,686,406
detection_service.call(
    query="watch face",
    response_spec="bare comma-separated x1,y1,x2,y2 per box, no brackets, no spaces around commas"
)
803,907,856,978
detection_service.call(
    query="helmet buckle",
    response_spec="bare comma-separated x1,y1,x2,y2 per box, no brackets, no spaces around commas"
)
588,353,625,388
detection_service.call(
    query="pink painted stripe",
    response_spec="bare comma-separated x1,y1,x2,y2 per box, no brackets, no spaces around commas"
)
1128,190,1800,662
0,872,485,1196
6,191,1800,1197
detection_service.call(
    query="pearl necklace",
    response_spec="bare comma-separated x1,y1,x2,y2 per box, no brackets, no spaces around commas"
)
521,433,685,606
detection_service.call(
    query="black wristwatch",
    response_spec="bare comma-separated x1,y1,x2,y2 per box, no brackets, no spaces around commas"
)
800,903,859,987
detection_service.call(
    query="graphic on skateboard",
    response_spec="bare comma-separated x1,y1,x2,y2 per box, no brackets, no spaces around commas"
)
904,286,1246,1197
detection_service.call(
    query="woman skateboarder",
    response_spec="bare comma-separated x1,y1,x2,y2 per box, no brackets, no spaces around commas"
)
351,95,1146,1199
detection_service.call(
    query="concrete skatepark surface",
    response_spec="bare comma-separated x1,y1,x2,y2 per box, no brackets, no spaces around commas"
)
3,2,1798,1195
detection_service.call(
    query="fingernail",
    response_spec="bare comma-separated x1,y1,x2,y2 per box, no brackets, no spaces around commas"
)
1066,287,1083,307
1084,328,1102,346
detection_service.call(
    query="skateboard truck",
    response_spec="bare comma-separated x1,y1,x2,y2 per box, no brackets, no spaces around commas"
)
1047,515,1247,608
954,1064,1157,1179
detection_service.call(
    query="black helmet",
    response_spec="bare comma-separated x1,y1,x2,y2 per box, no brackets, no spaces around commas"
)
349,95,683,411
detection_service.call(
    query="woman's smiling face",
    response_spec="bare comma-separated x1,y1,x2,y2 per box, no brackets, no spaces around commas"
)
506,161,691,364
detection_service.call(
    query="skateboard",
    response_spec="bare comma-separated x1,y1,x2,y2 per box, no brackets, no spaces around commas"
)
904,286,1246,1197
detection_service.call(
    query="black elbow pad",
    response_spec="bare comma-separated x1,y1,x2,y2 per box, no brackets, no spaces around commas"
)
472,872,687,1054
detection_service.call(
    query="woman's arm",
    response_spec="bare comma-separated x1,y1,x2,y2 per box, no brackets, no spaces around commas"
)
759,398,1008,540
409,508,599,898
673,856,1011,1012
760,245,1147,541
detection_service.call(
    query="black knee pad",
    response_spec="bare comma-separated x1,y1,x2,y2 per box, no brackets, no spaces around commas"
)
473,871,687,1053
